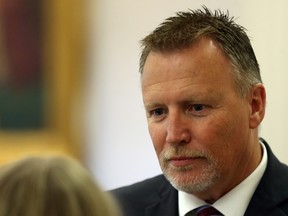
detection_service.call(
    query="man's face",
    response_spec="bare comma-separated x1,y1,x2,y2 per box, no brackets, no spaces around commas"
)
141,38,263,201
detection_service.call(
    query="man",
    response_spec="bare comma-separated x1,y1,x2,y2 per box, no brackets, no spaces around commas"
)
112,7,288,216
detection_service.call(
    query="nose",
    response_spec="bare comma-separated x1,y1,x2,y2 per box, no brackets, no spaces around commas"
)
165,112,191,145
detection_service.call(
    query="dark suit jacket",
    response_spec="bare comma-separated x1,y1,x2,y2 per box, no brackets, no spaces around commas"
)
112,139,288,216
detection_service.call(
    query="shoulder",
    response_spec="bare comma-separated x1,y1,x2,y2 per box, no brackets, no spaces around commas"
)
261,138,288,179
111,175,175,216
249,138,288,215
112,174,170,199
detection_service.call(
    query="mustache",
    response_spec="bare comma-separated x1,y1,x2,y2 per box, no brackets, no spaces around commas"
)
160,146,209,161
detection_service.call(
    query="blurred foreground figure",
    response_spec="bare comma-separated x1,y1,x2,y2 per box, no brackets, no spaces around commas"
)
0,156,121,216
112,6,288,216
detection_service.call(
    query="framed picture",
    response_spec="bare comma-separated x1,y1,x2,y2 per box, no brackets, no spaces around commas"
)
0,0,86,164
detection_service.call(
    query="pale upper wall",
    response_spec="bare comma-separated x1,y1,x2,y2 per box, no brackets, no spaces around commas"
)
85,0,288,190
240,0,288,164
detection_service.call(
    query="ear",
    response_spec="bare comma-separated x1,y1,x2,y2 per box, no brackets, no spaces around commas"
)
249,83,266,129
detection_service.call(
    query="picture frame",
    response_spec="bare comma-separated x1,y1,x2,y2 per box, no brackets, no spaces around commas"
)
0,0,86,164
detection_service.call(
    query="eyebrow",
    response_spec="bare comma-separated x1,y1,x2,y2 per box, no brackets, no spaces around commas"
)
143,91,222,108
144,102,163,110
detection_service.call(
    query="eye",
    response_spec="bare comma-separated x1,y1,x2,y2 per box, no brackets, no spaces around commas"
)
150,108,166,117
187,104,208,116
192,104,205,112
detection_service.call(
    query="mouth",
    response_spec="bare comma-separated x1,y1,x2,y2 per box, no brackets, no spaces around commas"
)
168,156,204,167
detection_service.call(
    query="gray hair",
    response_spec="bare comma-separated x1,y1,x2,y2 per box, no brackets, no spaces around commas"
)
139,6,262,97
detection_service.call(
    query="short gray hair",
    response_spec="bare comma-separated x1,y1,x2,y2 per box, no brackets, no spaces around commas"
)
139,6,262,97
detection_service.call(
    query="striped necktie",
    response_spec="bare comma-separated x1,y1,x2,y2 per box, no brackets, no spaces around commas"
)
185,205,224,216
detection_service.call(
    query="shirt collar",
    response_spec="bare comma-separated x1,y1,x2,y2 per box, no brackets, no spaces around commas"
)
179,141,268,216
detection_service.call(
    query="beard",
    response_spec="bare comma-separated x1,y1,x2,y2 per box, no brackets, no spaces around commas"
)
159,146,220,194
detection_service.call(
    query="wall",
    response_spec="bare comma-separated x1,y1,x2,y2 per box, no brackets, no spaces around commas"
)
85,0,288,190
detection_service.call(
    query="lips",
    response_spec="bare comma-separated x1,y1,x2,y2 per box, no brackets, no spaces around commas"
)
168,156,203,167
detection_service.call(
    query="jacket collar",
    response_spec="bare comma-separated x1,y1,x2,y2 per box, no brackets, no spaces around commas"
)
245,138,288,215
145,177,178,216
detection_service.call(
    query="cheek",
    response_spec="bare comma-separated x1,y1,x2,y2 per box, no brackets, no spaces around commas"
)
209,110,244,142
195,115,238,157
202,114,248,164
197,116,234,144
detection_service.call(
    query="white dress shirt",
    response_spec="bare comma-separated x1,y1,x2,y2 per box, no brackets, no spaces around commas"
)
179,141,268,216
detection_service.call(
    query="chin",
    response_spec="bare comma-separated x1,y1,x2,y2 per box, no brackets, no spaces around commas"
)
163,169,220,194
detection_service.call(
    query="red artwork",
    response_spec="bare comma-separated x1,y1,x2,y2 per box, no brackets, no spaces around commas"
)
0,0,44,130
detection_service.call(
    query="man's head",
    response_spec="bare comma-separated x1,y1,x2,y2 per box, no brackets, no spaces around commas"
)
140,7,266,202
140,6,262,98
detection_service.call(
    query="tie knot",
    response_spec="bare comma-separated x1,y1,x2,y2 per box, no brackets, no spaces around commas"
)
185,205,224,216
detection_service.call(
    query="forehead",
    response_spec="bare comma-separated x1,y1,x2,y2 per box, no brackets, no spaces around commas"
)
141,38,236,93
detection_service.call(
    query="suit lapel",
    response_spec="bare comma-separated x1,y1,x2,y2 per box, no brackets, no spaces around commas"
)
145,178,178,216
245,138,288,215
